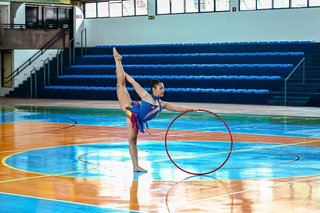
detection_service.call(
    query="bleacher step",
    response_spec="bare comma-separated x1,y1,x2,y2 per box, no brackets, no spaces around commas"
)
268,100,310,106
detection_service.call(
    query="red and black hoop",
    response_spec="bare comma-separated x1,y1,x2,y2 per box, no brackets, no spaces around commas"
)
165,109,233,175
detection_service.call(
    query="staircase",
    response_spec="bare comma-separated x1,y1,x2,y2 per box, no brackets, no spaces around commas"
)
6,57,60,98
268,53,320,106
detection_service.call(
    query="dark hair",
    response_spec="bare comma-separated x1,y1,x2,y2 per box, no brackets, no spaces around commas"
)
150,78,162,92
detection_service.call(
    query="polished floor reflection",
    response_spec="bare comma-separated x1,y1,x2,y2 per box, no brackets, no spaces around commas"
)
1,104,320,213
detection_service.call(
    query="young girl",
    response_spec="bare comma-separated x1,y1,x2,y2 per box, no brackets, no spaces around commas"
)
113,47,197,172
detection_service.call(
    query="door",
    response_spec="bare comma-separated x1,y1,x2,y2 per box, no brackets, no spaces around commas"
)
0,5,9,24
2,52,12,87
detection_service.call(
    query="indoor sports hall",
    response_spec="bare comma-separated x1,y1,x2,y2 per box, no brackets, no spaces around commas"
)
1,0,320,212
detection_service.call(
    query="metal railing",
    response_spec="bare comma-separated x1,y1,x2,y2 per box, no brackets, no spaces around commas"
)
81,28,87,57
30,68,37,98
284,57,305,106
69,38,75,66
43,58,50,87
26,28,87,98
4,30,64,84
57,48,64,76
3,23,68,30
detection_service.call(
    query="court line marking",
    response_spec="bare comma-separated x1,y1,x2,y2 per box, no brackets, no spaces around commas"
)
0,139,130,154
1,139,320,183
146,174,320,212
151,139,320,163
0,165,101,184
0,117,77,138
0,191,143,213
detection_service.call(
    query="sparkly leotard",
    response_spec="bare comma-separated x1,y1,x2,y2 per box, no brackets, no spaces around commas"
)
126,93,167,133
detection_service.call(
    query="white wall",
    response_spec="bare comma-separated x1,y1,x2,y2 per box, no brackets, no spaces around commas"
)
14,3,25,25
84,3,320,46
13,49,57,86
74,5,85,47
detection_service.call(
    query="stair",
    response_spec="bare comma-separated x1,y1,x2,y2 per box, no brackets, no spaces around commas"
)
280,83,320,93
268,96,311,106
268,100,310,106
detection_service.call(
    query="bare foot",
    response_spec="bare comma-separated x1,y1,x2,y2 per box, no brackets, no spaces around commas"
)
113,47,122,61
133,166,147,172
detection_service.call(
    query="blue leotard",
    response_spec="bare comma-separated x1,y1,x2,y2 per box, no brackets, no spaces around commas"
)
126,93,167,133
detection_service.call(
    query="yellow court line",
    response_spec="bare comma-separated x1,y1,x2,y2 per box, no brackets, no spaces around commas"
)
0,167,100,184
1,139,320,183
151,139,320,163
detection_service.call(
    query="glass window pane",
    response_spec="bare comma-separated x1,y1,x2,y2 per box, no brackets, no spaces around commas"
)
310,0,320,6
26,7,37,26
157,0,170,14
257,0,272,9
240,0,256,10
44,7,57,27
186,0,199,13
291,0,307,7
110,1,122,17
58,8,70,26
98,2,109,17
123,0,134,16
200,0,214,12
172,0,184,13
85,3,97,18
136,0,148,15
216,0,230,11
274,0,289,8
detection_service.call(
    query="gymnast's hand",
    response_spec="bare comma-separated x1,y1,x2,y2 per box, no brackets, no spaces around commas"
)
190,108,198,112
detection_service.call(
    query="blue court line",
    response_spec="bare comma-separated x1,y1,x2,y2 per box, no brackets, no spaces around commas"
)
0,192,142,213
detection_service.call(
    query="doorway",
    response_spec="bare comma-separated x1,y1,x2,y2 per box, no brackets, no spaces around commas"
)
1,52,12,88
0,5,9,24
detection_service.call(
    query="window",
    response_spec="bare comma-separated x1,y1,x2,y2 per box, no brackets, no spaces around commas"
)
157,0,170,14
240,0,315,11
43,7,57,27
85,3,97,18
110,1,122,17
136,0,148,15
257,0,272,9
26,6,38,27
157,0,229,14
309,0,320,6
98,2,109,17
216,0,230,11
291,0,307,7
186,0,199,13
200,0,214,12
274,0,289,8
240,0,256,10
172,0,185,13
26,5,71,29
85,1,147,18
123,0,134,16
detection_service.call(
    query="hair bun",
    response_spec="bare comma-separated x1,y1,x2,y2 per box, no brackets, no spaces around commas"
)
150,78,162,92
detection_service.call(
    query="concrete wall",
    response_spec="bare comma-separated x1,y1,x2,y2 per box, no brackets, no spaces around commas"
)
0,29,67,49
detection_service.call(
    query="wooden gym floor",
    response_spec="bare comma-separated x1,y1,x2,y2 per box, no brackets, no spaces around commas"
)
0,97,320,213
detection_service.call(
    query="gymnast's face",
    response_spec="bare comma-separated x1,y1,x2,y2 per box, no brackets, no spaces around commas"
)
153,83,165,98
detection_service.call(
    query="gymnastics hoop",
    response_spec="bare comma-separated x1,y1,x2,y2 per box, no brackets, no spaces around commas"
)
165,109,233,175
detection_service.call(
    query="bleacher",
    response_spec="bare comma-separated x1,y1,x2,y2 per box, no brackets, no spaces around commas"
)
6,40,320,106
